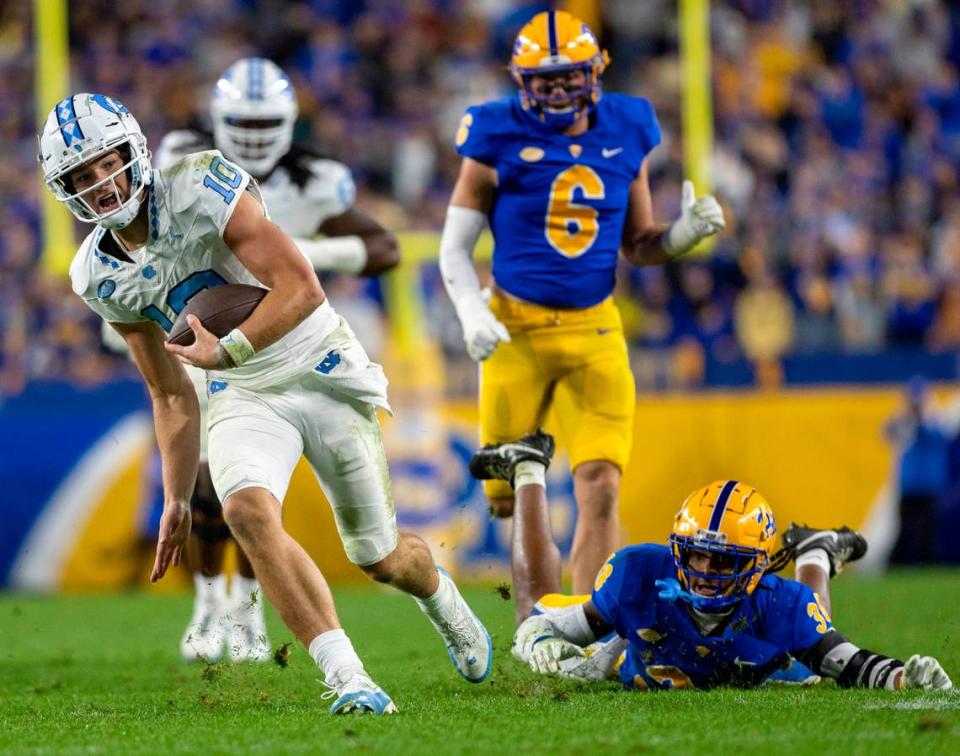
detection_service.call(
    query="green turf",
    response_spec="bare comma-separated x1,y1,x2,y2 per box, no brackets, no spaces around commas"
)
1,571,958,755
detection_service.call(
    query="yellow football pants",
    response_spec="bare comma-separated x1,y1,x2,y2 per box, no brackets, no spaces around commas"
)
479,292,635,498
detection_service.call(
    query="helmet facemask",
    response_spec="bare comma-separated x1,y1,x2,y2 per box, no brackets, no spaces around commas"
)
47,135,151,231
669,533,768,613
212,114,293,177
210,58,298,178
514,62,601,129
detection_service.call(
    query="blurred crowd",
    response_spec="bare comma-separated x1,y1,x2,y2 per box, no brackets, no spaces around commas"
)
3,0,960,395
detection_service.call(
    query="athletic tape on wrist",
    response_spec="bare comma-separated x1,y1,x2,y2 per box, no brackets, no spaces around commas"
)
219,328,255,367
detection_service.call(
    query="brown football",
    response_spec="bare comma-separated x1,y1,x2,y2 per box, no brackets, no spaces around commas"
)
167,283,268,346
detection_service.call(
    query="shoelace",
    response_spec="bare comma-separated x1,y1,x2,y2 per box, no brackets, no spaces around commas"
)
317,671,375,701
318,678,339,702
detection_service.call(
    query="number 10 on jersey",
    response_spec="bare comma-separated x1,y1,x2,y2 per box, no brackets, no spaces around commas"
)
204,156,243,204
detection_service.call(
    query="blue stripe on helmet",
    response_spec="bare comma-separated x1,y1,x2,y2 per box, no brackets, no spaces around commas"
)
55,95,84,148
707,480,738,533
547,11,558,55
248,58,263,100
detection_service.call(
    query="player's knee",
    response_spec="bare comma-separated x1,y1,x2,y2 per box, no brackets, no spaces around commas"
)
488,495,515,518
221,490,278,543
574,461,620,519
358,546,401,584
359,559,393,584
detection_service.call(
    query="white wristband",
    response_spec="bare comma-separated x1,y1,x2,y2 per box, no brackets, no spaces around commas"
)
219,328,255,367
295,235,367,274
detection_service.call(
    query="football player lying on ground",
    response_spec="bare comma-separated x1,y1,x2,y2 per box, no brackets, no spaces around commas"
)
470,432,952,690
39,93,491,715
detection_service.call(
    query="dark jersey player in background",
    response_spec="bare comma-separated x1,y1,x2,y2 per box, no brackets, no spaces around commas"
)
439,10,726,620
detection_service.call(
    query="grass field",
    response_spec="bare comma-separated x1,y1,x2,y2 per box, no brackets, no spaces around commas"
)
1,570,958,755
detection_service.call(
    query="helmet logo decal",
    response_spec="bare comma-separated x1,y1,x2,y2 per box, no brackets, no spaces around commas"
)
91,94,130,115
55,96,84,148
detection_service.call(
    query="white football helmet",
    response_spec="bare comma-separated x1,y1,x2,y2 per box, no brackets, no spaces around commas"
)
38,93,152,230
211,58,298,177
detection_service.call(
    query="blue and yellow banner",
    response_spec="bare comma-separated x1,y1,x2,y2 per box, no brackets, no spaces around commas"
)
1,382,913,591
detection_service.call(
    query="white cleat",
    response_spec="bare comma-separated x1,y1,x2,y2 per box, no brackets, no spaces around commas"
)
423,567,492,683
226,590,271,662
322,670,398,715
180,597,226,662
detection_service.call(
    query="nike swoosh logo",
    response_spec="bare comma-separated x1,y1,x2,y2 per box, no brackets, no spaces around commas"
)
597,328,612,335
602,147,624,158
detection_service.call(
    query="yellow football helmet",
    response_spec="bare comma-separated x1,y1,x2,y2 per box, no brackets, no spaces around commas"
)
669,480,777,611
509,10,610,128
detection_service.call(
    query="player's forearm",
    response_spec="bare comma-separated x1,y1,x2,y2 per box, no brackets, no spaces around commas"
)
439,205,486,312
234,277,325,353
798,631,904,690
515,605,599,659
296,235,369,275
151,389,200,508
621,226,672,267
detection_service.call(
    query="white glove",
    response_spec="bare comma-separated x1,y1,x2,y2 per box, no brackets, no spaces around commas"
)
902,655,953,690
662,180,726,257
529,637,586,676
455,294,510,362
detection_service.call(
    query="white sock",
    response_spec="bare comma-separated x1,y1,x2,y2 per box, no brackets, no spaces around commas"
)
194,573,227,606
309,629,364,682
414,569,457,623
514,460,546,491
231,574,262,614
794,547,832,576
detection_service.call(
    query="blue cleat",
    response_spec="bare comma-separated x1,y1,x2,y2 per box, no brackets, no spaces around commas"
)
424,566,493,683
765,658,821,686
323,671,398,715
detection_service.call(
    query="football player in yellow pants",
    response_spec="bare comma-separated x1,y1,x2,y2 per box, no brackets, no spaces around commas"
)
441,11,725,612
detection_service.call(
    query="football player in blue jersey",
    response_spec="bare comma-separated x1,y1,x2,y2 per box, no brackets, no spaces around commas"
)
440,10,725,609
470,433,952,691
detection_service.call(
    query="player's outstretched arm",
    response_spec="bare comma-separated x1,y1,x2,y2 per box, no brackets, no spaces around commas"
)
513,600,612,675
112,321,200,582
296,205,399,276
440,157,510,362
797,630,953,691
621,161,725,267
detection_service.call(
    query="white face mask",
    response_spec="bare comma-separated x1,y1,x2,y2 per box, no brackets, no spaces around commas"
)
61,146,148,230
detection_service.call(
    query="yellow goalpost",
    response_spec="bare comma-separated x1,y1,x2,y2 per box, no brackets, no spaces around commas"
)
34,0,75,277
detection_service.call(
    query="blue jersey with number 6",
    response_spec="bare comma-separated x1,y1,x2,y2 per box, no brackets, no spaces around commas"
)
591,544,833,690
454,94,660,309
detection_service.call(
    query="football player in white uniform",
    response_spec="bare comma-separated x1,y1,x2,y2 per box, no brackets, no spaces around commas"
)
142,58,400,664
39,92,492,715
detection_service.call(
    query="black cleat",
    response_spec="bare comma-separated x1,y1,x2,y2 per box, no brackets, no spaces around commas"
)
781,524,868,577
468,430,555,487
